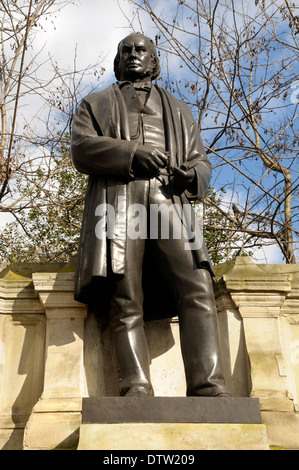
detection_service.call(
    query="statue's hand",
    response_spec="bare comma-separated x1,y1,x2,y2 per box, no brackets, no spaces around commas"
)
132,145,168,178
172,165,195,191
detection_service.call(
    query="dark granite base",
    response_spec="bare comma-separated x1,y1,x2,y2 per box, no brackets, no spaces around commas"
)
82,397,262,425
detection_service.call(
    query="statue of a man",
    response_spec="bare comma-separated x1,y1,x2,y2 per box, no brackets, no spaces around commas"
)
71,33,230,398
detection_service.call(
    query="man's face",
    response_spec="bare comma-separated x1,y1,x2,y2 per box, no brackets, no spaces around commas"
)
118,35,153,81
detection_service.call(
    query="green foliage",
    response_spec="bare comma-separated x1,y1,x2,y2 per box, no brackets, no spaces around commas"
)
0,133,87,263
199,187,253,264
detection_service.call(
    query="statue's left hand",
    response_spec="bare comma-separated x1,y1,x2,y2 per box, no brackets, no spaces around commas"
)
172,165,195,191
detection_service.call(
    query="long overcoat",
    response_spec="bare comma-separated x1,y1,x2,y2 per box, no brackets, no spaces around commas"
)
71,83,214,320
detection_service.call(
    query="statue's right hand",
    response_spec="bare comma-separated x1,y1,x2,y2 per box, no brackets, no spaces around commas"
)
132,144,168,178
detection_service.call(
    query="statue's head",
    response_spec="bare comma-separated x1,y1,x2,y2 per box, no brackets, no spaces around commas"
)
114,32,161,81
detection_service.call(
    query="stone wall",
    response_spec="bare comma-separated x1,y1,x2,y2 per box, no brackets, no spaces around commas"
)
0,257,298,450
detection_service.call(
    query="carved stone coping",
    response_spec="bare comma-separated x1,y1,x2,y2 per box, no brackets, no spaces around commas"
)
32,273,86,314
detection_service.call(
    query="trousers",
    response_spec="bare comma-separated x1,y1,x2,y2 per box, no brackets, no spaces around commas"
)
108,178,228,397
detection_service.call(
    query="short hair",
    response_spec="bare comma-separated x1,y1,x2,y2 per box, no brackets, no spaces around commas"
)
114,33,161,81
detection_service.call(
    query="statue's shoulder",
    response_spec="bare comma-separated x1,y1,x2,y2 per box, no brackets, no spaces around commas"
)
83,84,116,107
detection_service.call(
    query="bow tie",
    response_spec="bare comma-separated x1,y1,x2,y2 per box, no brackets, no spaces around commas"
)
133,83,152,92
120,81,152,92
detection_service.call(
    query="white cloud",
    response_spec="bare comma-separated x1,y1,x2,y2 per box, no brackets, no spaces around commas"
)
0,212,14,229
39,0,137,81
251,243,285,264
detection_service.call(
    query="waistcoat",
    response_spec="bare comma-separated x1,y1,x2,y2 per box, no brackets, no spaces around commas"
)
120,83,166,152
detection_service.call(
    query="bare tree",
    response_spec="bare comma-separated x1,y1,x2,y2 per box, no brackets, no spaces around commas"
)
128,0,299,263
0,0,105,263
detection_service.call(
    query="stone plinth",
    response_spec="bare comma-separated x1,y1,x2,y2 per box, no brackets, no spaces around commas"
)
23,273,87,450
214,257,299,449
78,423,268,451
0,266,47,450
82,396,262,423
78,397,268,450
1,257,299,450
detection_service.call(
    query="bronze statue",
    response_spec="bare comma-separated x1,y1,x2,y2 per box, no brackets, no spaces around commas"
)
71,33,230,397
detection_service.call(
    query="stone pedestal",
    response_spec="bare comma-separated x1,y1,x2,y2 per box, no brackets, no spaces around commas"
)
214,258,299,449
78,397,269,450
23,273,87,450
0,269,46,450
1,257,299,450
